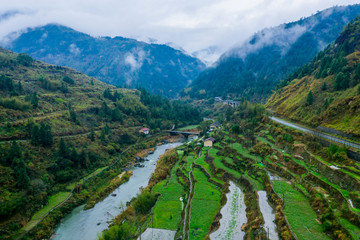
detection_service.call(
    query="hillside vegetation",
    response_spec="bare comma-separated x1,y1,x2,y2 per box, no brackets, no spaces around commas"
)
5,24,205,98
0,47,200,239
184,5,360,101
266,16,360,137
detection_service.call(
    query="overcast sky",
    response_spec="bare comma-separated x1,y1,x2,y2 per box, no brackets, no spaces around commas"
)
1,0,360,62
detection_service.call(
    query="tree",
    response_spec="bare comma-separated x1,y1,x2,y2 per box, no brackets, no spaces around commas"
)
89,129,95,142
62,76,75,85
31,123,53,147
17,81,23,94
31,124,40,146
13,159,29,189
39,123,53,147
335,72,349,90
70,110,77,123
6,141,22,166
16,53,33,66
79,149,89,168
232,124,241,134
111,108,123,122
58,138,68,157
321,82,327,91
306,90,314,105
31,92,39,108
226,107,232,122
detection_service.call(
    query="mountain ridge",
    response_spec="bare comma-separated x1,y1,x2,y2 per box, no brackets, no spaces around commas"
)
184,4,360,102
2,24,206,98
266,16,360,137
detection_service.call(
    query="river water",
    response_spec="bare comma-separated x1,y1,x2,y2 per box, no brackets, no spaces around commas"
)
210,181,247,240
52,142,182,240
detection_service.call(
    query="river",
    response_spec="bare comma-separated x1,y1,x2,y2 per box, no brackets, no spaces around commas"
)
52,142,182,240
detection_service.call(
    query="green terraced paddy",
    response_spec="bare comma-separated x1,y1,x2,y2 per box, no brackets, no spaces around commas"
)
209,148,241,178
272,181,330,240
230,142,262,162
189,169,222,240
152,161,185,230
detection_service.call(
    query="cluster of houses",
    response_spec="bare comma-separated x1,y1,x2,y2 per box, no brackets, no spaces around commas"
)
214,97,240,108
203,121,221,147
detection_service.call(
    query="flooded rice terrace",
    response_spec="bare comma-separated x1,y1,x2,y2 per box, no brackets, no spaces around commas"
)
210,181,247,240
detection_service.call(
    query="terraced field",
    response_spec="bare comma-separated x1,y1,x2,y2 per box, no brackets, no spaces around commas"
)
273,181,330,240
189,168,222,240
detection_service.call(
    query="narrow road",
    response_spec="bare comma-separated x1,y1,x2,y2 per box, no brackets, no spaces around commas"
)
270,116,360,150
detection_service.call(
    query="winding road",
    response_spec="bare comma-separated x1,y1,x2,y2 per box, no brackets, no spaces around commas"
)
270,116,360,150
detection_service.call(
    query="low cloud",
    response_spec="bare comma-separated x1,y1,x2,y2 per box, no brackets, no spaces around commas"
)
0,0,359,64
69,43,80,55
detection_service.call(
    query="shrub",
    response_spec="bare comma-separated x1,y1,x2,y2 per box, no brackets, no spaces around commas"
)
62,76,75,85
133,191,157,214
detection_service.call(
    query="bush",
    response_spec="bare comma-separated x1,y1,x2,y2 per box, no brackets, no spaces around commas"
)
99,222,135,240
0,98,31,111
62,76,75,85
133,191,157,214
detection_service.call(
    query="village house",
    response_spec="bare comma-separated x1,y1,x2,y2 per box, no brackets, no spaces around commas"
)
209,122,221,131
139,127,150,135
204,137,215,147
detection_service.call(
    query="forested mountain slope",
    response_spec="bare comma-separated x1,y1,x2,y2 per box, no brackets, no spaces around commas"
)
3,24,205,98
266,17,360,137
184,4,360,102
0,47,200,238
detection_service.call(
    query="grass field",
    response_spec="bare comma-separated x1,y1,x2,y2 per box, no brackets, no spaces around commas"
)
178,125,199,131
189,169,222,240
272,181,330,240
22,192,72,231
152,161,184,230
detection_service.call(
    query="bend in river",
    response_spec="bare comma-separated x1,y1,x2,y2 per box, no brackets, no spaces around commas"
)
210,181,247,240
52,142,182,240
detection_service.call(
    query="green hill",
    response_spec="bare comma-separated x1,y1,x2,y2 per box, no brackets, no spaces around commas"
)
266,17,360,137
0,47,200,238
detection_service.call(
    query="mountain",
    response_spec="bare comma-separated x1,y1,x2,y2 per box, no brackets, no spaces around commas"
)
266,16,360,137
2,24,205,98
184,4,360,102
0,46,201,238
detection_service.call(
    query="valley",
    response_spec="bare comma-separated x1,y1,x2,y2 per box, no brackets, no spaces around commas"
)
1,2,360,240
